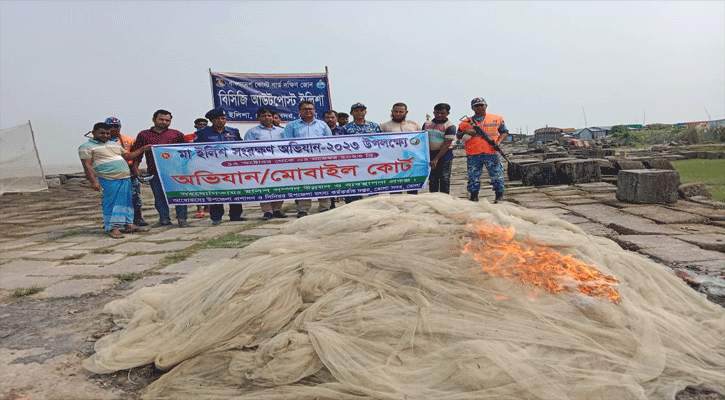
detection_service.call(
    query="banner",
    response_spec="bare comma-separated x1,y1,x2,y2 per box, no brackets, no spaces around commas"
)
152,132,430,205
210,71,332,123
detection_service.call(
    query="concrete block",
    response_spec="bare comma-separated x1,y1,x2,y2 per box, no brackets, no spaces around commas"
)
521,162,559,186
614,159,646,171
678,183,711,199
507,159,540,181
642,158,675,170
542,152,569,161
616,169,680,204
556,159,602,184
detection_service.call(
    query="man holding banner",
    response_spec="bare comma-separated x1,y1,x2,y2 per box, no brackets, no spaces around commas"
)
195,107,245,224
245,108,286,220
282,100,333,217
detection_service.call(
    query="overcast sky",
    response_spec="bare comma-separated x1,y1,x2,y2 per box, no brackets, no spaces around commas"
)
1,1,723,170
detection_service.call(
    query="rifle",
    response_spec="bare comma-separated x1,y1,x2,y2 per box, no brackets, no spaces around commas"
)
460,115,511,164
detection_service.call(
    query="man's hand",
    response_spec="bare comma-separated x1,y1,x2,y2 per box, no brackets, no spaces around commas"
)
430,159,438,168
90,180,101,192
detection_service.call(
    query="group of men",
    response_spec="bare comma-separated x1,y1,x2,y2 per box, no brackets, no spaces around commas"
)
79,97,507,239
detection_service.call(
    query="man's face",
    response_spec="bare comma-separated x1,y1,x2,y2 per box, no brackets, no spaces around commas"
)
258,112,274,128
194,121,208,130
299,104,316,121
109,125,121,138
391,106,408,121
351,108,366,120
433,109,450,120
153,114,172,130
323,113,338,129
272,114,282,126
472,103,487,116
93,128,111,143
211,116,227,129
338,115,349,126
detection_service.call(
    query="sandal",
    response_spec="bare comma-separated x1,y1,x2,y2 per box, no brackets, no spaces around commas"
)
108,229,125,239
122,225,150,233
194,211,206,218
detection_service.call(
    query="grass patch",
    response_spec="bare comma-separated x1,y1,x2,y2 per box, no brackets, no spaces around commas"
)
203,233,259,248
114,272,145,283
671,159,725,202
61,253,86,261
90,248,114,254
158,246,200,267
11,286,44,299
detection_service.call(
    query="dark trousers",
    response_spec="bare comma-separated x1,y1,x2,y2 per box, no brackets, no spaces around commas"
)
210,204,244,221
429,150,453,194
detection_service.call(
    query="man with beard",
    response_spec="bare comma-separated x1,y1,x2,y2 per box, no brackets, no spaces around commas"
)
195,107,245,225
422,103,456,194
130,110,190,228
380,102,422,132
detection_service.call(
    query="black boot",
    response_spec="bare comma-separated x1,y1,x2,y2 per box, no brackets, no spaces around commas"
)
134,209,148,226
470,191,479,202
494,191,504,204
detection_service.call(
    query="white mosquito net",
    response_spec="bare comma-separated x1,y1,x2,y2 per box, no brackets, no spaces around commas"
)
0,122,47,194
83,194,725,400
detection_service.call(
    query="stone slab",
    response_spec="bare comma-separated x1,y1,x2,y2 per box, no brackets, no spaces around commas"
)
674,234,725,252
63,253,127,265
159,248,242,275
557,214,591,224
27,249,89,261
670,224,725,235
0,240,41,251
38,278,118,298
101,254,168,274
612,235,686,251
0,250,44,259
573,182,618,192
572,222,618,238
558,198,601,205
620,206,709,224
111,240,198,253
638,242,725,264
566,204,682,235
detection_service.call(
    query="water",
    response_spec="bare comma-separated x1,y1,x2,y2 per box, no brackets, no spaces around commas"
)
43,163,84,175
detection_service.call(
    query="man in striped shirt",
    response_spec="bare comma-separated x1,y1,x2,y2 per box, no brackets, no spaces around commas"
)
79,122,151,239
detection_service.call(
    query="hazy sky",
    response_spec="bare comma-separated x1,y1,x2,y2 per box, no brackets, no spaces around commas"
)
1,1,723,170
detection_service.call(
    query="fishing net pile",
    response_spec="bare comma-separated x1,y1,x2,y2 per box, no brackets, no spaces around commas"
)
83,194,725,400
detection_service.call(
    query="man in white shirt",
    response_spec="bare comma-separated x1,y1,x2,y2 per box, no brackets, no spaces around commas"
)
245,108,287,220
380,102,422,132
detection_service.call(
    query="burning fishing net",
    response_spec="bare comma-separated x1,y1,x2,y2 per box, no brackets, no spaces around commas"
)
83,194,725,400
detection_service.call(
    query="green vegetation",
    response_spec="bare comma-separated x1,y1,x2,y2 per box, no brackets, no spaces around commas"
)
671,159,725,202
114,272,146,283
90,248,115,254
203,233,259,249
11,286,44,299
617,126,725,149
61,253,86,261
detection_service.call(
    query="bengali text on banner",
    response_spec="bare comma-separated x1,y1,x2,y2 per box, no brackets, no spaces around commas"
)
153,132,430,205
210,71,332,123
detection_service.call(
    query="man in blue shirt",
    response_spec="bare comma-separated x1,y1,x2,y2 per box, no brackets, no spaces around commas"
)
195,107,245,224
340,102,381,135
323,110,343,135
245,108,286,220
281,101,332,217
282,101,333,138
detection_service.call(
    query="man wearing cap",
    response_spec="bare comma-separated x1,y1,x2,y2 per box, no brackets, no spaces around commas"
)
422,103,457,194
131,110,190,227
340,103,381,135
380,102,422,133
245,108,286,220
195,107,245,225
105,117,148,226
457,97,509,203
282,101,333,217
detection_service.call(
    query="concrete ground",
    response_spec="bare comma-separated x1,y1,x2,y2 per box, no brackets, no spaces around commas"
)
1,149,723,399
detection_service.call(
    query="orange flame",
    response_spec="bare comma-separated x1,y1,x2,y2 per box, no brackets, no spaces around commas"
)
462,220,621,304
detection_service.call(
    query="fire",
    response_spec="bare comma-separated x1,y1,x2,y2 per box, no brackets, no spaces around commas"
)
462,220,621,304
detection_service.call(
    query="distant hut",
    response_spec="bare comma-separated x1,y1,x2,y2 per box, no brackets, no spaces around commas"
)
576,126,610,140
533,127,563,142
